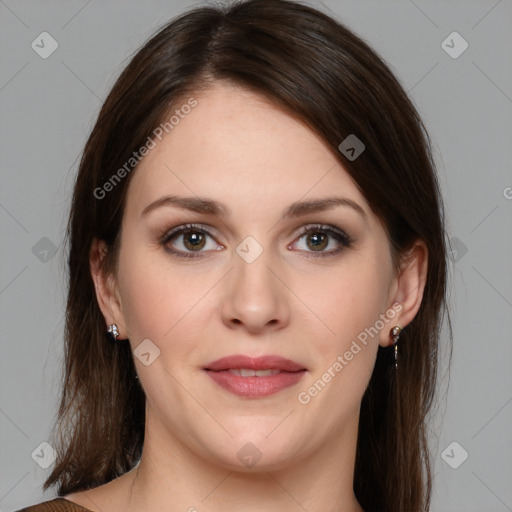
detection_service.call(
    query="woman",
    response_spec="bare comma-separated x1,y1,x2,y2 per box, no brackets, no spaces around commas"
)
17,0,451,511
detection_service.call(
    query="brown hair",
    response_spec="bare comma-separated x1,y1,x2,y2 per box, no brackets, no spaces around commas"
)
44,1,452,511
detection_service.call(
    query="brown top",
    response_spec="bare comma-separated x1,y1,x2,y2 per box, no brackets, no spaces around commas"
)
14,498,94,512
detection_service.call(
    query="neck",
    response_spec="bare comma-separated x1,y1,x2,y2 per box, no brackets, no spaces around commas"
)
121,410,364,512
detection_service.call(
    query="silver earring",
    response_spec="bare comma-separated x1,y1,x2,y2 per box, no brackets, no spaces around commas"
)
390,325,402,370
107,323,120,341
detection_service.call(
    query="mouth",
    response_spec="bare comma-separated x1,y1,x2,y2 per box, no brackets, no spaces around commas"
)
204,354,306,372
204,355,307,398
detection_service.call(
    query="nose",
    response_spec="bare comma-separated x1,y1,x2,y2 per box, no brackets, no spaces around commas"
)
220,245,290,334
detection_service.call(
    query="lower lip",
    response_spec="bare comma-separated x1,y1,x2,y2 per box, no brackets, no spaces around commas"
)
204,370,306,398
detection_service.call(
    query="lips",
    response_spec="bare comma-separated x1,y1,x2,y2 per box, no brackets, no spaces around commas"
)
204,354,306,372
204,355,306,398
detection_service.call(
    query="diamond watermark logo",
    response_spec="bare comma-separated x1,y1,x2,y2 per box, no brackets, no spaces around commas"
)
338,134,365,161
237,442,262,468
441,32,468,59
133,338,161,366
441,441,468,469
32,237,58,263
31,32,59,59
448,237,468,263
236,236,263,264
31,441,57,468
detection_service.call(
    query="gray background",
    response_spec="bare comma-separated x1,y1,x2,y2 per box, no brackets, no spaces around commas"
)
1,0,511,511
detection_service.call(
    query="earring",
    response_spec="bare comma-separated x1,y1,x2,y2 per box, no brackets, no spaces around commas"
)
390,325,402,370
107,323,120,341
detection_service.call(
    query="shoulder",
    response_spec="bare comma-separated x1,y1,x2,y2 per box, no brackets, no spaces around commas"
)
13,498,94,512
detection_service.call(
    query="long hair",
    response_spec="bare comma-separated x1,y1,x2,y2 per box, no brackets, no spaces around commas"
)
44,1,452,511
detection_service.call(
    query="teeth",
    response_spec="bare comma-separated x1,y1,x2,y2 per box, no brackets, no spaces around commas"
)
227,368,281,377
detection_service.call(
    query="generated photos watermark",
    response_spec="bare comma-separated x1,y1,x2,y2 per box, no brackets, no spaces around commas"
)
93,97,198,200
297,302,403,404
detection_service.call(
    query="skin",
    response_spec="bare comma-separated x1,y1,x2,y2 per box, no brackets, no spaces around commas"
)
66,82,427,512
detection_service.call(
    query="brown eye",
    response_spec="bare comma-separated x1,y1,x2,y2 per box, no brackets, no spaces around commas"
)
291,224,353,258
181,230,206,251
160,224,222,259
306,231,329,252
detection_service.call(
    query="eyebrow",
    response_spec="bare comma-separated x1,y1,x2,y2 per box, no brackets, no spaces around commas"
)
140,195,368,222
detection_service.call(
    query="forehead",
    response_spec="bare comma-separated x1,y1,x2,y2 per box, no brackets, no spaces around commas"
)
125,82,369,220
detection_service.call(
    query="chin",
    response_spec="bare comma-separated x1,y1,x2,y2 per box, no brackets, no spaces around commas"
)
201,429,306,472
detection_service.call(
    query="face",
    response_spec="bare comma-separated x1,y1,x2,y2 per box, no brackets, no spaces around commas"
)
96,82,407,472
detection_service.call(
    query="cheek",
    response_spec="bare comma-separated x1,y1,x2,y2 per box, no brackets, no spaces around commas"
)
294,266,386,414
116,244,199,344
296,254,394,408
116,243,223,368
305,262,387,352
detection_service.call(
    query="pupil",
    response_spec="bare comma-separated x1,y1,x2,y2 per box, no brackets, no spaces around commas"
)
185,231,204,250
309,232,326,251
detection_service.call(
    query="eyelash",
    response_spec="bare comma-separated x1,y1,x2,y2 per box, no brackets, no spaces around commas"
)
159,223,354,259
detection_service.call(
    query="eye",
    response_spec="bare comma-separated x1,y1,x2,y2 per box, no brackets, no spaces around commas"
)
160,223,222,259
290,224,354,257
159,223,354,260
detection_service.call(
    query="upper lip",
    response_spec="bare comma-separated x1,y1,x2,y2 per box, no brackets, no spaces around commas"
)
204,355,306,372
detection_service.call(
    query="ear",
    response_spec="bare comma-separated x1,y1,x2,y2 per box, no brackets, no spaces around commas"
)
379,239,428,348
89,237,127,339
